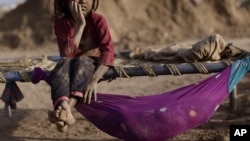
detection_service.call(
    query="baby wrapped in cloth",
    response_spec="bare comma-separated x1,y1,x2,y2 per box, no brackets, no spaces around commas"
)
129,34,247,63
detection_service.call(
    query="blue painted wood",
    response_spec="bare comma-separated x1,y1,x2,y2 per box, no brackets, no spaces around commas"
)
0,55,230,82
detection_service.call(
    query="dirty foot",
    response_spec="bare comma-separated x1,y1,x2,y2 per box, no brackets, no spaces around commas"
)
55,100,75,125
48,110,68,133
56,121,68,133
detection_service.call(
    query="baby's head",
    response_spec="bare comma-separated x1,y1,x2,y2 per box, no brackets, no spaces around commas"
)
221,43,249,59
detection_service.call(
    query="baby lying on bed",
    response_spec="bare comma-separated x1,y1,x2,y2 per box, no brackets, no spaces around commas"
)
128,34,248,63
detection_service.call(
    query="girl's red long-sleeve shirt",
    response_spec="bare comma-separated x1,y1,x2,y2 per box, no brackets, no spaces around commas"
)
54,12,114,66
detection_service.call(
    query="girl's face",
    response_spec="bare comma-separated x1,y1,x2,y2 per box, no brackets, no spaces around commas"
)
70,0,93,16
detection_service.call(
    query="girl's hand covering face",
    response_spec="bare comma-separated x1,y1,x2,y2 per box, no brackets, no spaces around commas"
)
68,1,86,25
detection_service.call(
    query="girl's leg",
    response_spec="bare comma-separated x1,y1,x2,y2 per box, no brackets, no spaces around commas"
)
50,58,72,106
49,56,95,132
49,58,75,128
70,56,95,99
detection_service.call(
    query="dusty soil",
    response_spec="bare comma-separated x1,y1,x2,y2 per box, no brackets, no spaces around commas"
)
0,0,250,141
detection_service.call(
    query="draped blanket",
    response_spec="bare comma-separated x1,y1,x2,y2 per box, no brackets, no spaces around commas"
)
74,57,250,141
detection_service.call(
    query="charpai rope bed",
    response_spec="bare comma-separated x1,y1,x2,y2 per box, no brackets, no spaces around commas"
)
0,54,249,141
0,55,231,82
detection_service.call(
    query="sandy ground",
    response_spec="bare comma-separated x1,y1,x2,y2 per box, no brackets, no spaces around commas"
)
0,37,250,141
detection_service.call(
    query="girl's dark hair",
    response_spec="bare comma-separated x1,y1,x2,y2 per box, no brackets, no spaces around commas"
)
54,0,99,19
92,0,99,11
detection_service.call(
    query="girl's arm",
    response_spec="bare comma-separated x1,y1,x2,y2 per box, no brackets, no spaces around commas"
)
68,1,86,48
84,64,109,104
54,1,86,58
83,14,114,104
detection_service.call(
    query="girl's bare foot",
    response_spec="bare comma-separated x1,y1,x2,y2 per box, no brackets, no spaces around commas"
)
56,121,68,132
48,110,68,132
47,98,77,132
55,100,75,125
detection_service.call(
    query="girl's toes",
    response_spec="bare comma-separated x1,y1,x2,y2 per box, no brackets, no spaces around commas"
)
57,122,68,133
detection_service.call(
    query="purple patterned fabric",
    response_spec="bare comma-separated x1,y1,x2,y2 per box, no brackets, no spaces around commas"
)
75,67,231,141
31,66,232,140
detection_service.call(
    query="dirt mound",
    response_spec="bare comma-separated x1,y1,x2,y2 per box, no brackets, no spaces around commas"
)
0,0,54,49
98,0,250,50
0,0,250,50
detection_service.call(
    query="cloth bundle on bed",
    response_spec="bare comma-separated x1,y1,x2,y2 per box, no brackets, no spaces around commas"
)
127,34,248,63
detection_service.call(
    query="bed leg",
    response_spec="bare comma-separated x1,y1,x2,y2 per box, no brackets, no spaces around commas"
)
3,102,12,117
230,86,237,112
